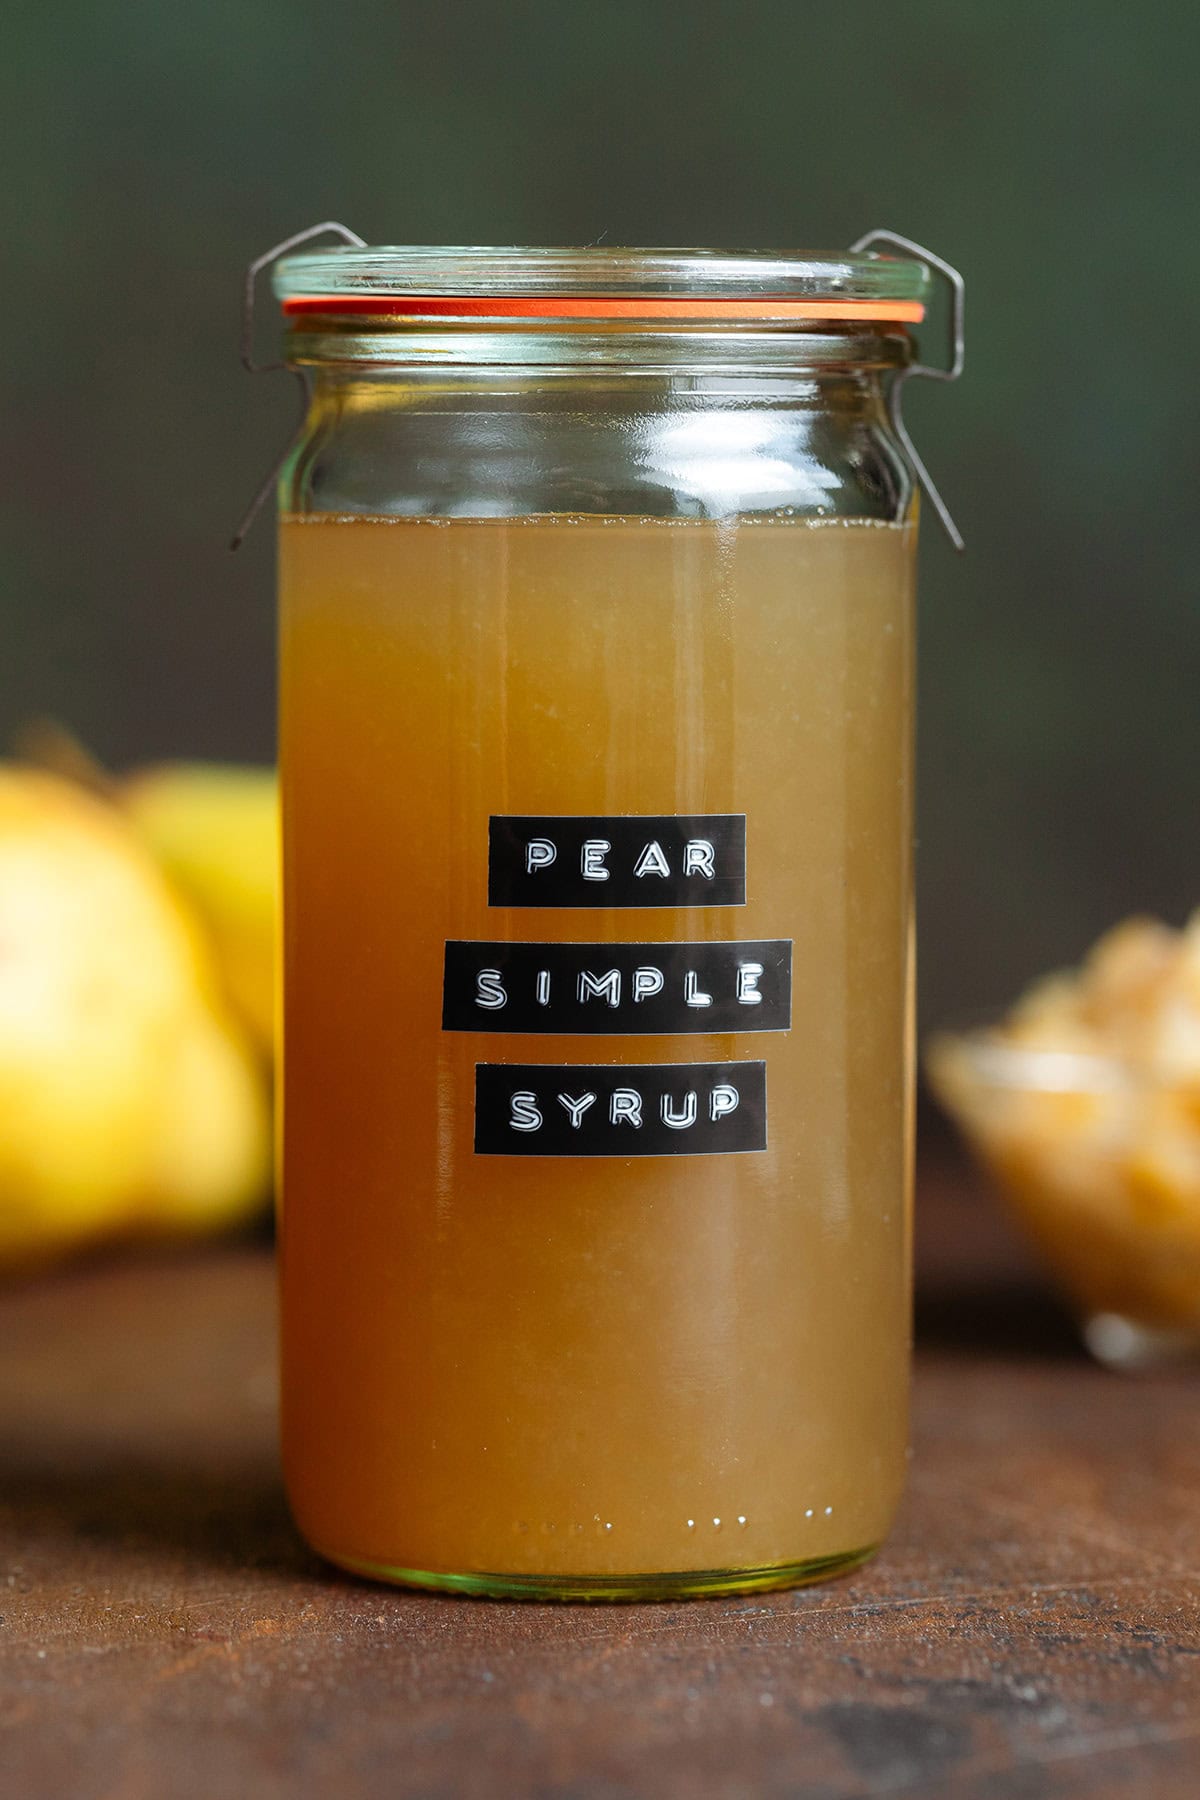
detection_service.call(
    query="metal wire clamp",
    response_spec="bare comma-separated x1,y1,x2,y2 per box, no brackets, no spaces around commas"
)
233,224,964,551
231,221,366,550
849,229,966,551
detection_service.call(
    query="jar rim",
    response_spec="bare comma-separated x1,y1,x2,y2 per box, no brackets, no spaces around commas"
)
273,245,930,323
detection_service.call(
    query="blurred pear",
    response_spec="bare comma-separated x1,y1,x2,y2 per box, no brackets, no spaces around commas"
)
123,763,278,1054
0,766,270,1270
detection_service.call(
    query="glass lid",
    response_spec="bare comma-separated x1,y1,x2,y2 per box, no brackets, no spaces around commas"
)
273,246,932,322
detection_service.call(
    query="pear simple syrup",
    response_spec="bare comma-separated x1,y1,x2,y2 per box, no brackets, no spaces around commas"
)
260,237,962,1599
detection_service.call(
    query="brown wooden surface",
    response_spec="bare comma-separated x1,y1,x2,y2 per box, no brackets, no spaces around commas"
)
2,1143,1199,1799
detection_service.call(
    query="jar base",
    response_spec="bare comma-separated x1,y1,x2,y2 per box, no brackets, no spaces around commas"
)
317,1543,879,1602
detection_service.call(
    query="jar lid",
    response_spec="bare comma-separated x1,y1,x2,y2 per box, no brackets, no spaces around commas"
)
273,246,930,323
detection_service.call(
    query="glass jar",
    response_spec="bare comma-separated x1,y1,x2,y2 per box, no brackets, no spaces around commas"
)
271,244,938,1600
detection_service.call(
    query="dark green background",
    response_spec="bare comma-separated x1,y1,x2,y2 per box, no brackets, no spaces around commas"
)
2,0,1195,1026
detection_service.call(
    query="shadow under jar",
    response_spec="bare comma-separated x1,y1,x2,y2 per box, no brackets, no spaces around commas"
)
273,246,930,1599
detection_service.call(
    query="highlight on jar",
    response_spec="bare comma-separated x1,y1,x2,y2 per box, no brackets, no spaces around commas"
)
255,234,964,1600
928,913,1200,1371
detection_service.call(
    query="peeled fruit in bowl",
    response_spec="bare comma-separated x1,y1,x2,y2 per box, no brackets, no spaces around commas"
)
0,765,271,1271
928,912,1200,1366
122,763,277,1055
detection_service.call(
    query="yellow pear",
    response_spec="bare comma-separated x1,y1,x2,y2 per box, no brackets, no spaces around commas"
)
0,766,270,1269
122,763,278,1055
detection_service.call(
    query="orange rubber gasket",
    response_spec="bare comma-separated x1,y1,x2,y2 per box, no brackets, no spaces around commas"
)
282,295,925,322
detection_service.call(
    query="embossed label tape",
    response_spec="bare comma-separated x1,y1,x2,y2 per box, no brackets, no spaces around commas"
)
488,814,746,909
473,1060,768,1157
444,940,792,1035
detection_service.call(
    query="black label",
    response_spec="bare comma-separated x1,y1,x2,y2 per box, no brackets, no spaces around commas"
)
488,814,746,908
443,940,791,1035
474,1061,767,1156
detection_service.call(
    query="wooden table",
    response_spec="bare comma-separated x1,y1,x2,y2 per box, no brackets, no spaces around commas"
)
2,1144,1198,1799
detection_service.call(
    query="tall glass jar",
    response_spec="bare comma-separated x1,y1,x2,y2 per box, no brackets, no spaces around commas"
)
272,246,932,1599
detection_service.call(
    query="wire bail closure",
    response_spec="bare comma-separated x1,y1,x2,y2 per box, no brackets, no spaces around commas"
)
234,225,964,551
849,229,966,551
231,221,366,549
